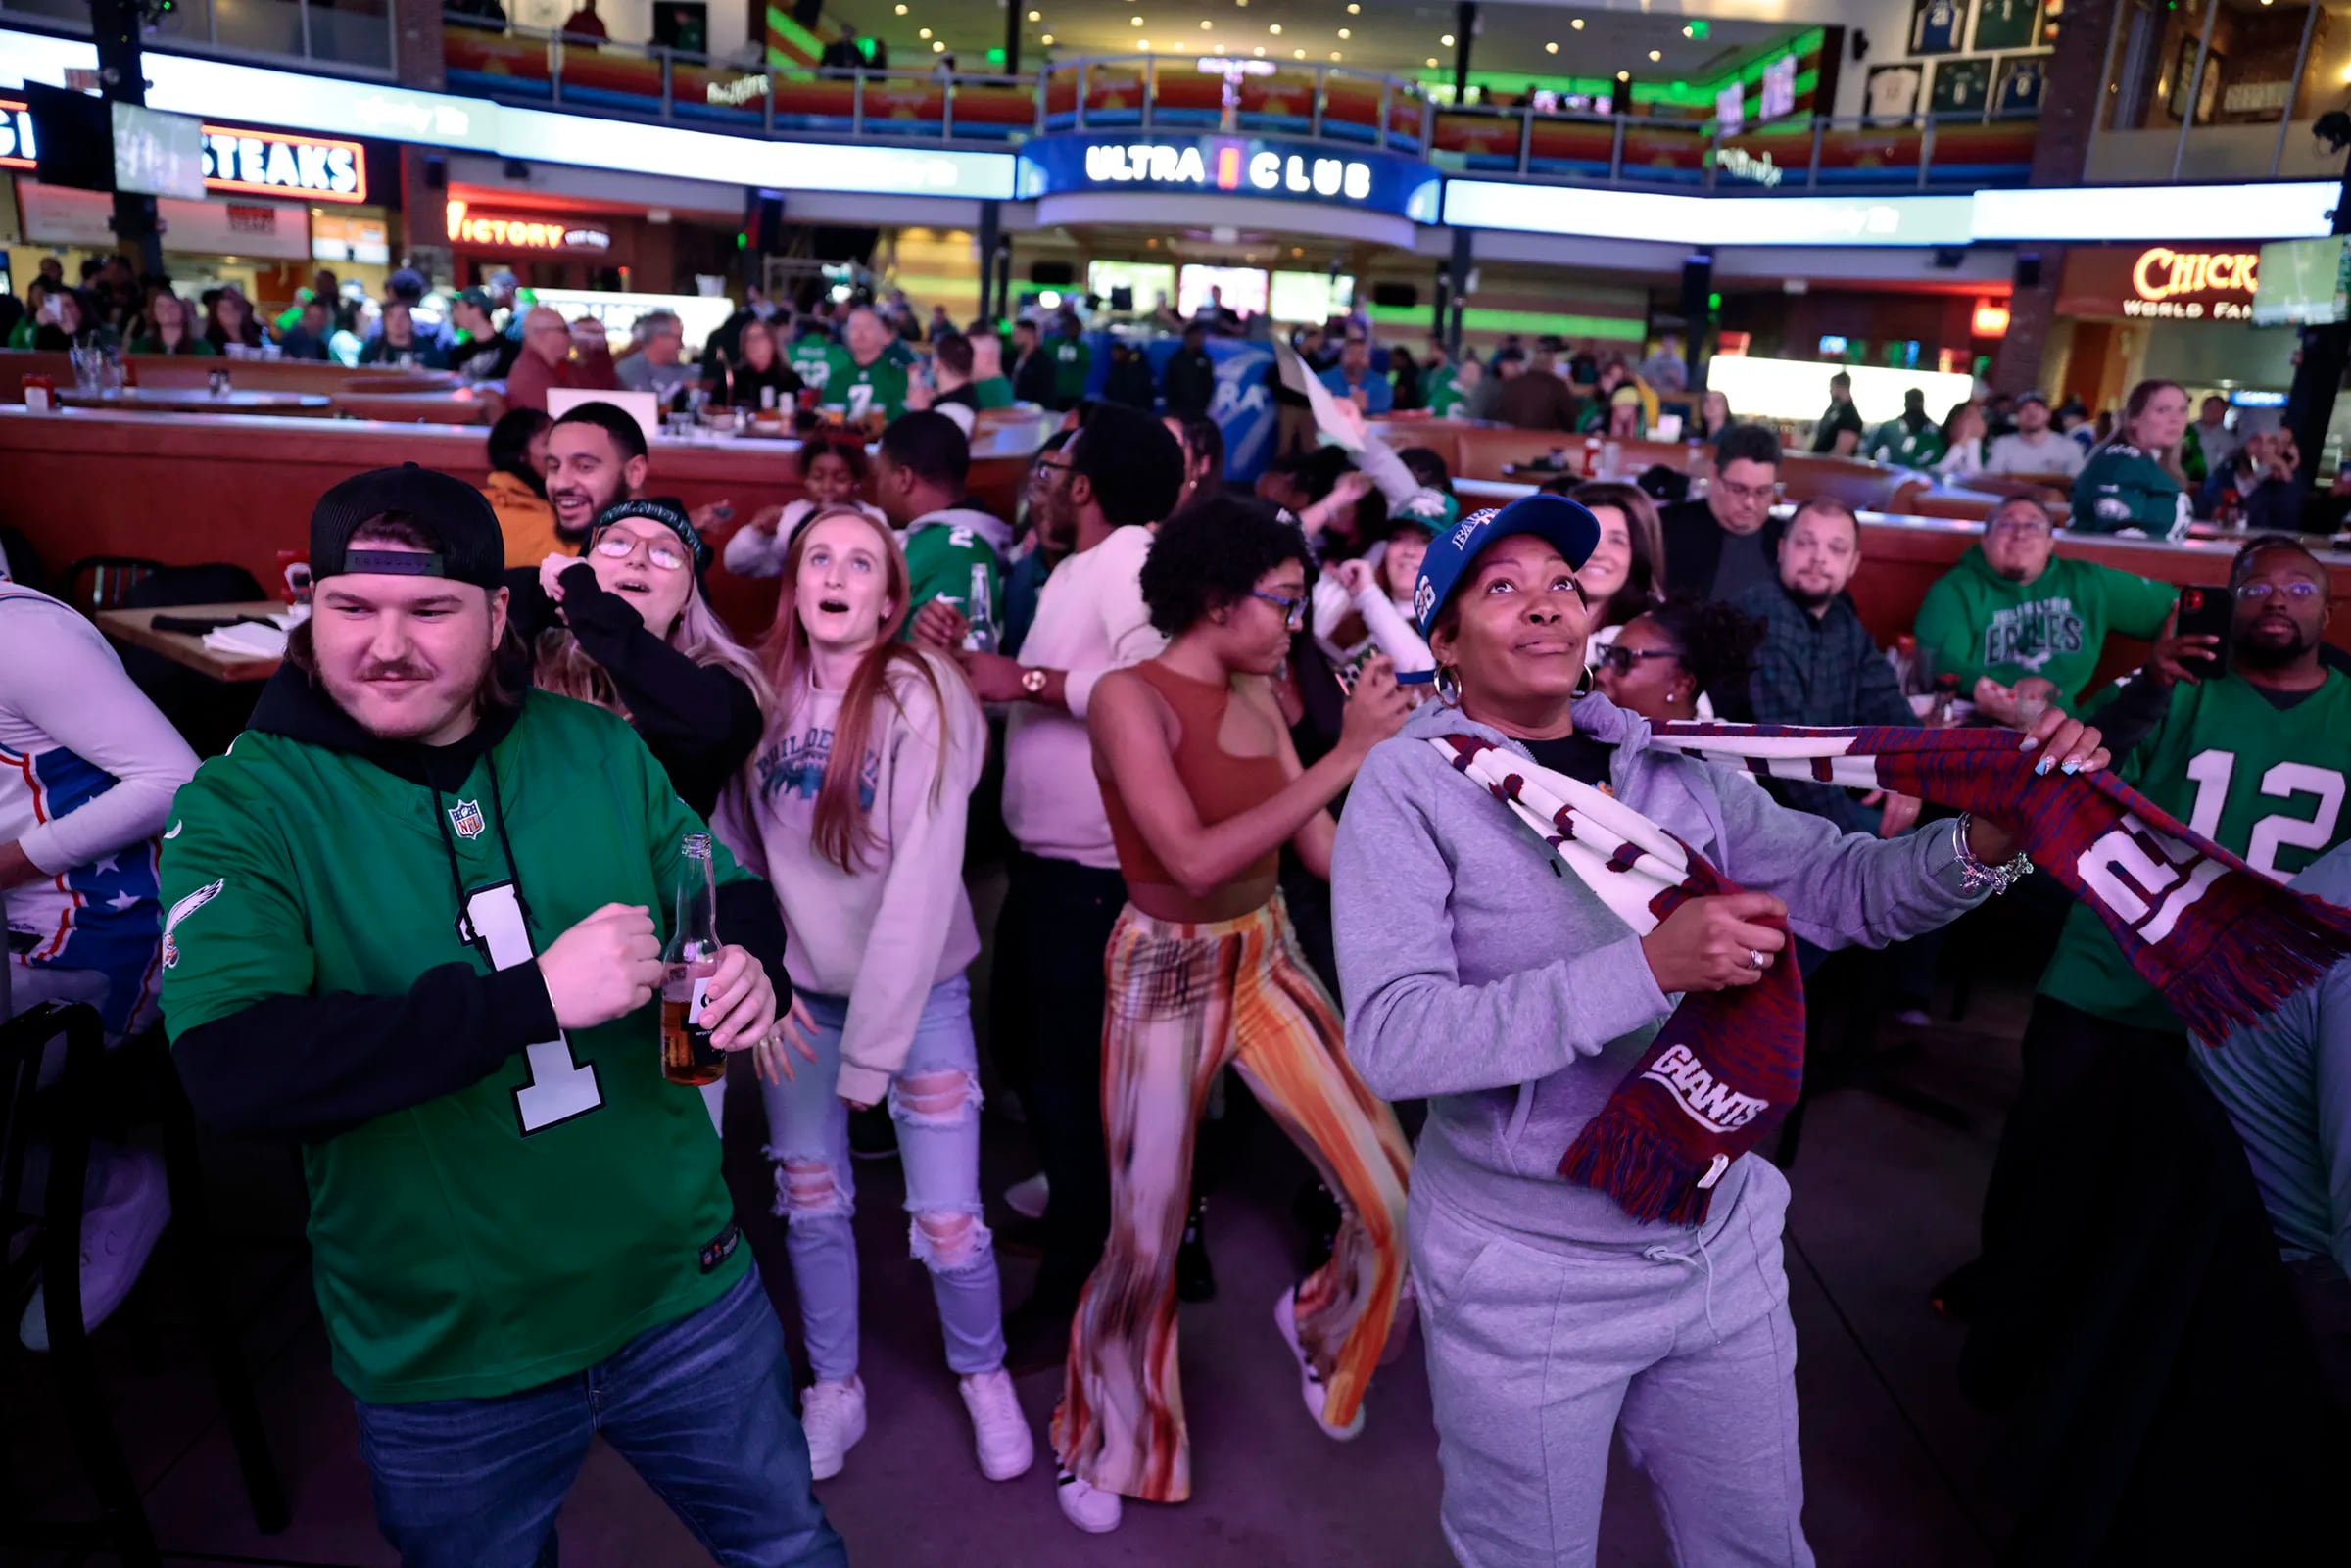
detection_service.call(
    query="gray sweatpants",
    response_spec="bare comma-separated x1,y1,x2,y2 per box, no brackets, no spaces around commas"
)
1412,1159,1812,1568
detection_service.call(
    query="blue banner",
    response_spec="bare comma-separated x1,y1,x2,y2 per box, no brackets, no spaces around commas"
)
1018,132,1441,225
1075,334,1280,483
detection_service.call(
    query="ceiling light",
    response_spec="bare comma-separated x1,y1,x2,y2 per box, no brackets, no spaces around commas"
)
1129,14,1142,24
1425,56,1437,67
1682,24,1694,36
1347,2,1358,10
918,26,931,37
1214,41,1224,51
892,3,905,12
1328,49,1340,59
1337,27,1349,38
1616,69,1629,79
1571,17,1584,28
1040,31,1053,42
1026,7,1038,17
1648,49,1661,61
1293,47,1305,56
1545,40,1557,52
1270,23,1281,33
1255,45,1267,55
933,39,945,51
1200,17,1211,26
1138,37,1150,48
1440,32,1455,46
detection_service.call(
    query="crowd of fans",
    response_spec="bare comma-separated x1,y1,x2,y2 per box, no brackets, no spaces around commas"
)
6,256,2351,1565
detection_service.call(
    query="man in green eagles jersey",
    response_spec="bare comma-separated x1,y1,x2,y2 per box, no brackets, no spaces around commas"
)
790,307,910,421
159,465,845,1567
1946,535,2349,1322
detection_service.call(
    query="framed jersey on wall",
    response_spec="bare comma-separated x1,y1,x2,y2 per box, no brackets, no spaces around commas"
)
1971,0,2042,52
1929,56,1995,116
1912,0,1966,56
1994,54,2049,116
1867,63,1926,122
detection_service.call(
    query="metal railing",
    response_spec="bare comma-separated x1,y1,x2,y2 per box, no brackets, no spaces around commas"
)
0,0,398,77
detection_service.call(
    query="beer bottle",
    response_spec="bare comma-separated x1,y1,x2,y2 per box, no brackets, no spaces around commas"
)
961,561,997,653
660,832,727,1086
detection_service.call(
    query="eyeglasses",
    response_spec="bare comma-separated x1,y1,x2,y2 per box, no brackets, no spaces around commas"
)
1987,517,2054,539
2234,579,2324,603
1251,590,1309,629
1715,478,1778,505
1594,643,1682,675
1032,455,1073,478
593,532,690,572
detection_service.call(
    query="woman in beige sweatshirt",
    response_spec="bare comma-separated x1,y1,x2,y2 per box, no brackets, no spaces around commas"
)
713,506,1029,1489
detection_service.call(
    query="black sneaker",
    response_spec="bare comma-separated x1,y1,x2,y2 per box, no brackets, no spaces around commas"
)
1176,1198,1216,1304
848,1104,899,1162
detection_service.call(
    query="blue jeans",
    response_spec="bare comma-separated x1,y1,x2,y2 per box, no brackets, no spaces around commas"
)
354,1268,846,1568
761,973,1004,1383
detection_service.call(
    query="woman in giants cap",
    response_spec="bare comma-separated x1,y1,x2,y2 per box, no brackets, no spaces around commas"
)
1329,494,2105,1567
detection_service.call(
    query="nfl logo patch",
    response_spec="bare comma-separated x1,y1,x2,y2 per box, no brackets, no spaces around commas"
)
449,800,487,841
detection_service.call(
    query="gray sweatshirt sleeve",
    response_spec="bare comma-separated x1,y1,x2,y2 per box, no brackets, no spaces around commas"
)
1703,760,1984,950
1333,741,1674,1101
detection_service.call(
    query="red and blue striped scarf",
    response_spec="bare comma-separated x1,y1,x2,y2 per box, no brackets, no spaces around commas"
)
1436,722,2351,1226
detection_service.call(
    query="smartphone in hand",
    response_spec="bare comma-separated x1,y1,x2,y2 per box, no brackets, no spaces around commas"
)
2175,586,2233,679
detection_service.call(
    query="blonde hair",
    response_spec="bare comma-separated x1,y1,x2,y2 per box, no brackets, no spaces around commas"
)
757,504,963,873
535,585,772,720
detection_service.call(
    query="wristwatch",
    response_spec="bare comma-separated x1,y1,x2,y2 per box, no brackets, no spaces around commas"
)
1020,666,1050,698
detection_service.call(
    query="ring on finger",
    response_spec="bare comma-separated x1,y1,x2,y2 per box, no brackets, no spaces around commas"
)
1749,948,1768,971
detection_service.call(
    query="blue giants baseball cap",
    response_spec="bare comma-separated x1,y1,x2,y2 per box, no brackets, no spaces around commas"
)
1407,493,1602,665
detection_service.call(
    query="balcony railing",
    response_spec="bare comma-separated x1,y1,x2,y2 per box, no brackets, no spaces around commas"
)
0,0,396,76
439,19,2041,192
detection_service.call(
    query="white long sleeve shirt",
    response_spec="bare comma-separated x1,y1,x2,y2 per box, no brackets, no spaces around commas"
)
0,586,199,1001
1002,524,1166,869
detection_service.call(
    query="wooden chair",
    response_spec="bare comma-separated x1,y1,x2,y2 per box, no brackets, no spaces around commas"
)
0,1004,287,1564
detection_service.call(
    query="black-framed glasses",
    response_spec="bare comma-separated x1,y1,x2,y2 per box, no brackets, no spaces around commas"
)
1251,590,1309,629
1594,643,1682,676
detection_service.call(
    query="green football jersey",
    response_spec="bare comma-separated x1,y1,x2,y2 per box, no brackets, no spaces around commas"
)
160,692,757,1403
790,334,847,395
837,355,909,421
2040,671,2351,1032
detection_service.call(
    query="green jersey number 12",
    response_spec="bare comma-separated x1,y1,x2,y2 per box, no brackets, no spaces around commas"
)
2182,748,2347,883
461,881,604,1134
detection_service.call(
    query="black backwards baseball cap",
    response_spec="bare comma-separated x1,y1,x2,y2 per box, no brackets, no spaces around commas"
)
310,462,506,592
592,497,712,575
1402,493,1602,684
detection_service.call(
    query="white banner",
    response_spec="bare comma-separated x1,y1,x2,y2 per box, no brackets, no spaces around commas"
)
17,179,312,261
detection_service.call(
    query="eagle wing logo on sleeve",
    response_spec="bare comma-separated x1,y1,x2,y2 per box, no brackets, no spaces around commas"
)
161,879,226,971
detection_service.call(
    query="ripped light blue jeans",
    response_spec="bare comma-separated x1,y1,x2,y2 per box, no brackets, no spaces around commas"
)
760,974,1005,1383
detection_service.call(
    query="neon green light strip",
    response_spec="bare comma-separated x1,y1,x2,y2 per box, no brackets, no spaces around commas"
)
1370,305,1644,341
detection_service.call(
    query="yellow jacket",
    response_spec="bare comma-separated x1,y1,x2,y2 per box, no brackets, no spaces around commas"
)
484,469,571,569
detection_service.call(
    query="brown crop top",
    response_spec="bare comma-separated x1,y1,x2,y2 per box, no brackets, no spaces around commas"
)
1099,660,1291,889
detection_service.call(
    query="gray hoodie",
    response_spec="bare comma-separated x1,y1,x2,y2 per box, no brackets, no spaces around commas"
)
1332,694,1986,1252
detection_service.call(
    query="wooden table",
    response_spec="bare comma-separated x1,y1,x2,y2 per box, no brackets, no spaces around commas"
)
58,388,335,417
96,603,289,682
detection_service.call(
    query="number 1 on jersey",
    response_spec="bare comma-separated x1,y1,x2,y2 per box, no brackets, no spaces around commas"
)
462,881,604,1134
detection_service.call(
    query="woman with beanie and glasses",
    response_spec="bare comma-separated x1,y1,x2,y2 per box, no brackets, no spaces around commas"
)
1330,494,2105,1568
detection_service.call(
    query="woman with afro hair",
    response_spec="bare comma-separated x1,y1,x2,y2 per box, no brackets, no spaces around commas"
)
1048,495,1415,1534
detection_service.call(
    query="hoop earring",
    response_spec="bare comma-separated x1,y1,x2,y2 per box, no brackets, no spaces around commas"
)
1433,664,1462,706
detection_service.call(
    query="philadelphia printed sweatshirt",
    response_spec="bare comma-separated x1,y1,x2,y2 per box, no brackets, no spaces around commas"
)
715,650,986,1107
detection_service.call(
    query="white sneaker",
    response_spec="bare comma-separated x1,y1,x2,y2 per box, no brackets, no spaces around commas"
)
21,1147,170,1354
799,1376,867,1481
1005,1171,1050,1221
1274,1286,1365,1442
958,1367,1034,1480
1056,1467,1123,1533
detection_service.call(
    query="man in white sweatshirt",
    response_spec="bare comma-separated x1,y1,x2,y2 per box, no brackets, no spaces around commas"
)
916,403,1188,1363
1,581,201,1348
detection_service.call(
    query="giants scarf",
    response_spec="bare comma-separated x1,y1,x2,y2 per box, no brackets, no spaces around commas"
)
1433,722,2351,1227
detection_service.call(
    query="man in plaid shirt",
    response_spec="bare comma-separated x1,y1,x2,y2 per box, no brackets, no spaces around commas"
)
1733,497,1922,836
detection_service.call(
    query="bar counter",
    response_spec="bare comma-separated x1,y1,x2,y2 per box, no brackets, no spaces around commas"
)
0,404,1050,637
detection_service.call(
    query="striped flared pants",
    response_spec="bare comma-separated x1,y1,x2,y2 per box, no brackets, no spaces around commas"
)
1050,894,1412,1503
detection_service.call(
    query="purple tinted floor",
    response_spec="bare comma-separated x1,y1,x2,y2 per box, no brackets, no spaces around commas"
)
11,987,2033,1568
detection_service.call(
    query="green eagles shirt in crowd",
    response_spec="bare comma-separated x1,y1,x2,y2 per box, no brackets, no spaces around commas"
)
2072,443,2189,541
970,374,1016,410
2040,670,2351,1033
1052,337,1092,403
902,513,1006,628
790,333,845,394
1422,367,1460,416
1913,546,2179,704
788,336,909,419
1865,417,1948,471
159,692,758,1404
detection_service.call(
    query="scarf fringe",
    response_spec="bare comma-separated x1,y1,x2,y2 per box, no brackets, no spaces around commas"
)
2176,895,2351,1042
1559,1111,1714,1227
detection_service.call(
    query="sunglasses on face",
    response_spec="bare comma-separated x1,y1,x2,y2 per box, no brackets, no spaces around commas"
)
593,532,690,572
1594,643,1682,675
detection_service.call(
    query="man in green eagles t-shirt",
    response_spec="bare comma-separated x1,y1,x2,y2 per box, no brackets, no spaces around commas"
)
1944,535,2350,1318
1050,313,1091,411
790,307,908,420
1863,388,1948,471
1914,495,2179,720
158,466,844,1566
